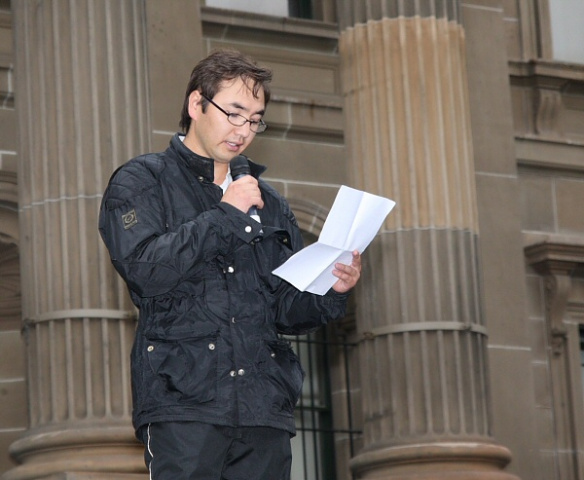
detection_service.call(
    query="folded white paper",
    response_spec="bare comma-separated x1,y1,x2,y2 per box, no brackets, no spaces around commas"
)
272,185,396,295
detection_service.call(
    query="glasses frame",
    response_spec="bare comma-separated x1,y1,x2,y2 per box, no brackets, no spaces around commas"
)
201,94,267,133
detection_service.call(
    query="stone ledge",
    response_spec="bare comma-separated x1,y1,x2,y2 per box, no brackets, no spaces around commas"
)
524,231,584,276
516,137,584,172
201,6,338,38
509,59,584,82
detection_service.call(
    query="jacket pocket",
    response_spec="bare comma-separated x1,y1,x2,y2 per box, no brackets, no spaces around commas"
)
146,331,218,403
261,339,305,414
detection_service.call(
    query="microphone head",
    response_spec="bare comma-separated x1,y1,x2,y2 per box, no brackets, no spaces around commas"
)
230,155,251,180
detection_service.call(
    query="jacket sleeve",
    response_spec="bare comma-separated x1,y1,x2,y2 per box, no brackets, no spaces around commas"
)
98,158,263,298
270,198,352,335
275,287,351,335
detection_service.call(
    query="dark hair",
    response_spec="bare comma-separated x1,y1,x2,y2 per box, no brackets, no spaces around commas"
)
179,49,273,133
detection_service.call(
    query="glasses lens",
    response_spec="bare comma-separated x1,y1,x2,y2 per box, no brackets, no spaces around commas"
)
253,121,267,133
226,114,267,133
227,114,246,127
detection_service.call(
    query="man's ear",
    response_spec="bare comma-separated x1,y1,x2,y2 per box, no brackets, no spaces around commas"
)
188,90,203,120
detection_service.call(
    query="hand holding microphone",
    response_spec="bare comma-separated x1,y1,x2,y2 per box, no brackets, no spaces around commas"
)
223,155,263,223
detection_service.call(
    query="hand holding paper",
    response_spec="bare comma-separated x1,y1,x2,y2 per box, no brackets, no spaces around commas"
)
272,186,396,295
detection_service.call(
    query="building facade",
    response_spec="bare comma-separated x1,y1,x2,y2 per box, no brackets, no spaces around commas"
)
0,1,583,479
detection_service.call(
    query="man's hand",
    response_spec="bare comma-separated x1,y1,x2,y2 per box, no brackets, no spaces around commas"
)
332,250,361,293
222,176,264,214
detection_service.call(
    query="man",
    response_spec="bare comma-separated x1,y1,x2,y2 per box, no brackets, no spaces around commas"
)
99,49,361,480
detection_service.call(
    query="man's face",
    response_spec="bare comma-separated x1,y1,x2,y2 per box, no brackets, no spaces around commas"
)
185,77,266,165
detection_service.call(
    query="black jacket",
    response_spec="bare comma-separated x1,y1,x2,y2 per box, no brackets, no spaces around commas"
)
98,134,349,439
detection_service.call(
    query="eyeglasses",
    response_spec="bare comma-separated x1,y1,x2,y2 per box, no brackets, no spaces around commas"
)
201,95,267,133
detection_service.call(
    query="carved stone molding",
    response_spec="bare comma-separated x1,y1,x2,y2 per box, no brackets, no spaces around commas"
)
535,87,563,137
525,237,584,479
545,274,572,355
525,238,584,354
350,441,518,480
525,240,584,275
509,59,584,141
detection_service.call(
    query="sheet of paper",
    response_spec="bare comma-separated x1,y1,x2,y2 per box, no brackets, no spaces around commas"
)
272,185,396,295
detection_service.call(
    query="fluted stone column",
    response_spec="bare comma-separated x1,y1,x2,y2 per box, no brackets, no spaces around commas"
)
337,1,520,478
5,1,151,478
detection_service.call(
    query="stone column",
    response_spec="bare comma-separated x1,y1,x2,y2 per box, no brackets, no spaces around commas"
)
337,1,520,478
5,1,150,478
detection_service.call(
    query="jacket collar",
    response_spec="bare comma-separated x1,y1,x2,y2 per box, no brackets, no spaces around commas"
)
169,133,267,181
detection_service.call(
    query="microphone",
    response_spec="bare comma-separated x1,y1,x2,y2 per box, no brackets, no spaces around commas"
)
229,155,261,223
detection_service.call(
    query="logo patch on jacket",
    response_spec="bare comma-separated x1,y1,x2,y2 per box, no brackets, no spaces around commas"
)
122,209,138,230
